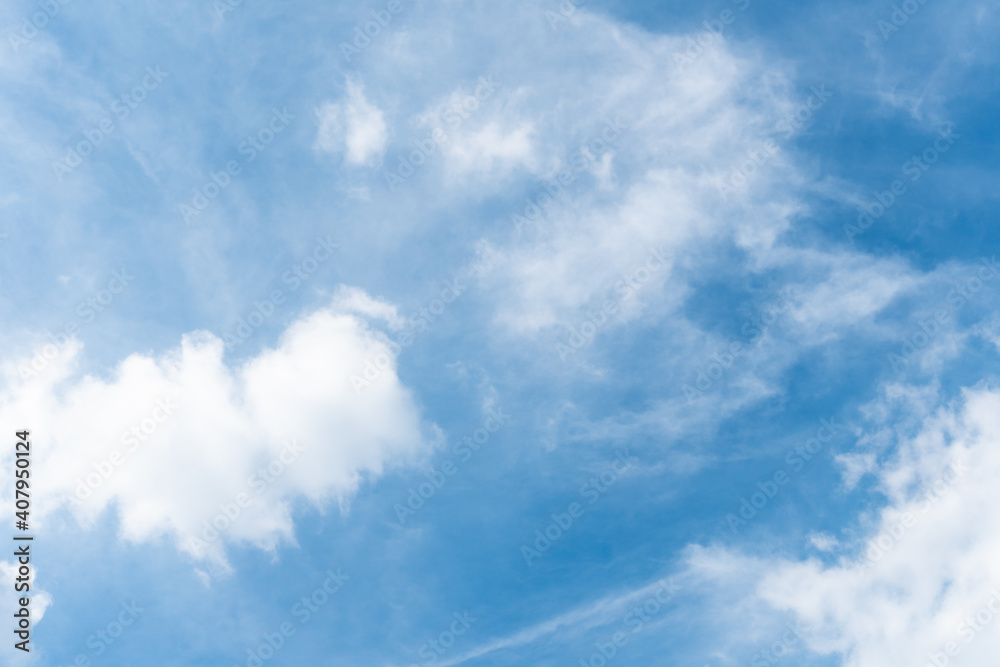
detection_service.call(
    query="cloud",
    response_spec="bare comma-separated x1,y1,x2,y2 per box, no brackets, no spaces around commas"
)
0,289,435,570
315,79,388,166
457,17,804,334
687,385,1000,666
442,121,536,177
434,575,679,666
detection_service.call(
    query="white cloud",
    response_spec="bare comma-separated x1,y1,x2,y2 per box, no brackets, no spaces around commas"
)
808,532,840,552
441,121,537,177
781,251,919,337
0,290,434,571
462,20,802,333
315,80,388,166
688,385,1000,666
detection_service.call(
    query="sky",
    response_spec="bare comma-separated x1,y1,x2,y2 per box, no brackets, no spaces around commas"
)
0,0,999,665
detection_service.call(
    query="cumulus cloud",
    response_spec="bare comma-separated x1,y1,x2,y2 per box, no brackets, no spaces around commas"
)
315,79,388,166
0,289,434,570
687,385,1000,666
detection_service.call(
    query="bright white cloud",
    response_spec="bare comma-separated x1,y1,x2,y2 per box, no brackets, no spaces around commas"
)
0,290,434,571
688,385,1000,666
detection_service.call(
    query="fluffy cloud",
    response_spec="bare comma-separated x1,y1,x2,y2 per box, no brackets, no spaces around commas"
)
757,386,1000,666
0,289,434,570
688,385,1000,666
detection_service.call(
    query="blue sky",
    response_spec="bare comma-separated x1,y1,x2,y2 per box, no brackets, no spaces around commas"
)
1,0,999,665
